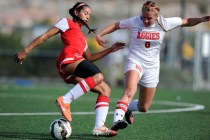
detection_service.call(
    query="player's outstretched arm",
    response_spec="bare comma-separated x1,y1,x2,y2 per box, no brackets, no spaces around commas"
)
182,16,210,27
13,27,60,64
83,42,125,62
96,22,120,48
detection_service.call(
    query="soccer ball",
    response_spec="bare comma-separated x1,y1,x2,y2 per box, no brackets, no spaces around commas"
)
50,118,72,140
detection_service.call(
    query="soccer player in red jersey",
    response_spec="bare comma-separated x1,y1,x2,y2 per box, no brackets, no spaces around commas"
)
13,2,125,137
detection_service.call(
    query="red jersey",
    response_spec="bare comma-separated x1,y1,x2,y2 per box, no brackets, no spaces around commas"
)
54,18,88,82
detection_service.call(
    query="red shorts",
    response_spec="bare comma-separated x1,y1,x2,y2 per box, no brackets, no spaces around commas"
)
56,52,83,83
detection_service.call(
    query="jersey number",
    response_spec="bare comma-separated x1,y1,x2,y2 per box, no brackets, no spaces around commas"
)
145,42,151,48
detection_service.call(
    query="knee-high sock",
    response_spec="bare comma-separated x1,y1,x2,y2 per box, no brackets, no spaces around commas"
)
62,77,96,104
113,100,128,123
94,95,109,128
128,100,139,111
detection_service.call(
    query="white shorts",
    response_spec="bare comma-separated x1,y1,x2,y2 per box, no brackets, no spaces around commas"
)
124,60,159,88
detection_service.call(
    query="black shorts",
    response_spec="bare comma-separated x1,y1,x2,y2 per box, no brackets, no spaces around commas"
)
74,60,101,78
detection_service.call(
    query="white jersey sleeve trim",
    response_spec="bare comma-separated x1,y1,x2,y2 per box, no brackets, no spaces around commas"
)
158,15,182,31
84,43,88,52
54,18,69,32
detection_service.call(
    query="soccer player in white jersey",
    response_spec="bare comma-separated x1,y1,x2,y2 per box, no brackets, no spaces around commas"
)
13,2,125,137
96,1,210,132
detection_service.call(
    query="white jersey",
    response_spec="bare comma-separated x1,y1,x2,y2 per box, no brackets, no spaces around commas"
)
119,15,182,68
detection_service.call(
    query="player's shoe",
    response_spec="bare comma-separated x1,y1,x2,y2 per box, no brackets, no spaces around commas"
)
56,96,72,122
111,120,128,131
125,109,134,124
92,125,117,137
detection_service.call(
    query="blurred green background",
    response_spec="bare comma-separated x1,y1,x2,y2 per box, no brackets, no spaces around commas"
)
1,0,210,90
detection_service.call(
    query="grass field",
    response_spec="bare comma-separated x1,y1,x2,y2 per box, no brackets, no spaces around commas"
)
0,84,210,140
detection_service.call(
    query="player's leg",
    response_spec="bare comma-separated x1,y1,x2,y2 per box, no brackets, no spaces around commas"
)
127,87,156,113
91,82,118,136
58,60,116,136
125,66,159,124
56,60,103,122
70,77,117,136
125,86,156,124
111,69,140,131
73,60,112,131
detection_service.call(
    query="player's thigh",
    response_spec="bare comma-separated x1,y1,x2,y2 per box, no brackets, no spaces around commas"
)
62,59,84,75
120,70,141,102
124,60,142,91
125,70,140,92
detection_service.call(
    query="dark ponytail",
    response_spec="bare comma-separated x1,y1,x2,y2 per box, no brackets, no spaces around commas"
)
69,2,97,34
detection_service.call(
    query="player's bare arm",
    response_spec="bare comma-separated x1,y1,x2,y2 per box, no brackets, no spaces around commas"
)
96,22,120,47
13,27,60,64
181,16,210,27
83,42,125,62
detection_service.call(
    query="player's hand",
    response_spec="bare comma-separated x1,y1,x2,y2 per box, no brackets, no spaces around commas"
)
201,16,210,22
96,35,109,48
13,50,28,65
110,42,126,52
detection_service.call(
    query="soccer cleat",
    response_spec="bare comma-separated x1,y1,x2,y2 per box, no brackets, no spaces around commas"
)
125,109,134,124
56,96,72,122
111,120,128,131
92,126,117,137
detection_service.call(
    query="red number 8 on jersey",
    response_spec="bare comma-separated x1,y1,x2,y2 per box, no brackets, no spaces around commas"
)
145,42,151,48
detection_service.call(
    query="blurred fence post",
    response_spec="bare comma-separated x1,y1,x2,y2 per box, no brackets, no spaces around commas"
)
193,31,202,91
166,33,178,67
201,32,210,83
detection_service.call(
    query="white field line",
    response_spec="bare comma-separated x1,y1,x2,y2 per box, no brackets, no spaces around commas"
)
0,101,205,116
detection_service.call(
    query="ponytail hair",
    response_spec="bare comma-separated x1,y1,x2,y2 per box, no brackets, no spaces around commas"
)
69,2,97,34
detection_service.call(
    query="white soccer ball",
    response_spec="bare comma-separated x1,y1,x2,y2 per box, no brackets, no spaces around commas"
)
50,118,72,140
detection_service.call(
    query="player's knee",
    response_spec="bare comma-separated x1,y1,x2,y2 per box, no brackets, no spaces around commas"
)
93,73,104,84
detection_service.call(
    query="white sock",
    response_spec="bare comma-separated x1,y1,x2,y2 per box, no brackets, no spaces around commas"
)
128,100,139,111
113,109,126,123
113,101,128,123
62,77,96,104
94,95,109,128
95,107,109,128
62,84,84,104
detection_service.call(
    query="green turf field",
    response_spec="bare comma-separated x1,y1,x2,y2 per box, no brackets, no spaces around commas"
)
0,84,210,140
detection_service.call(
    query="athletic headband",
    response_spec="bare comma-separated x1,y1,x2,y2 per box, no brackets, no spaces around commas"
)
74,3,88,15
75,3,88,10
